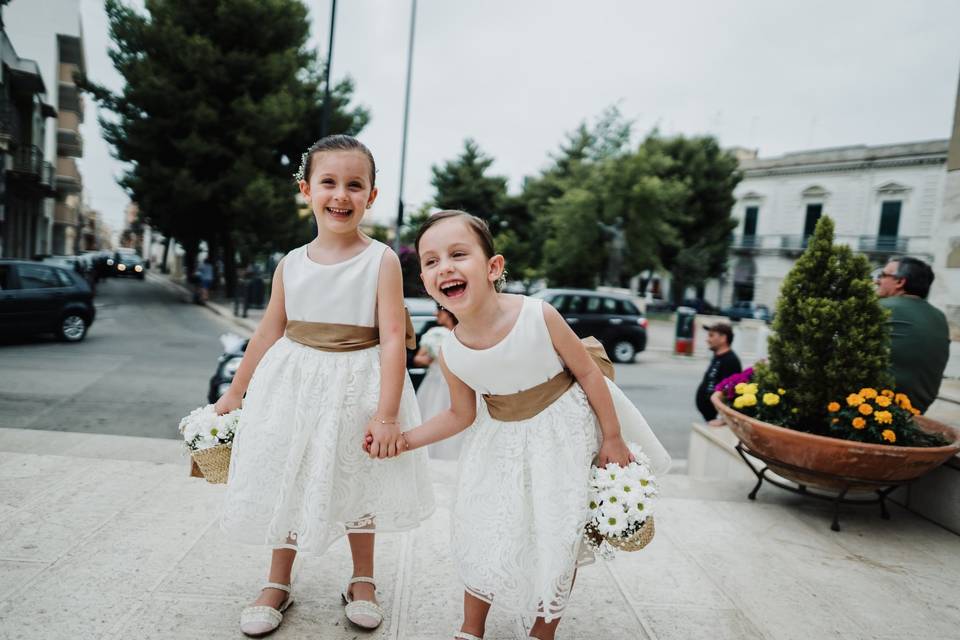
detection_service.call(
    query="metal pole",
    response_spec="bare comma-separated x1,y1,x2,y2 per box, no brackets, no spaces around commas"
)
320,0,337,138
394,0,417,251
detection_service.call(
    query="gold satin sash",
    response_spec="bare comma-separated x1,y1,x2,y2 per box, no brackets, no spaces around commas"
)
482,336,615,422
285,308,417,352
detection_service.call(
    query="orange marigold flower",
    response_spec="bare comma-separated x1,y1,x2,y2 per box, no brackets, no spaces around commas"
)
859,388,878,399
894,393,909,405
881,389,894,398
875,395,892,408
874,410,893,424
827,402,841,413
858,403,873,416
881,429,896,443
910,407,920,416
852,417,866,429
846,394,864,407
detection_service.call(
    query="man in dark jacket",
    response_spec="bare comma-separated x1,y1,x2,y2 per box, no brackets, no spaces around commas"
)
696,322,742,423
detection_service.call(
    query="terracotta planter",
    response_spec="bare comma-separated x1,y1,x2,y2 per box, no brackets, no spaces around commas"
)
712,392,960,490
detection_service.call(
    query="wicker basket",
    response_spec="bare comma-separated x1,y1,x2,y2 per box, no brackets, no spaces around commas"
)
585,517,655,552
190,443,232,484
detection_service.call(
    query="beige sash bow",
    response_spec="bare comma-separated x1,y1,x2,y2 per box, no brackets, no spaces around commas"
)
285,308,417,352
482,336,615,422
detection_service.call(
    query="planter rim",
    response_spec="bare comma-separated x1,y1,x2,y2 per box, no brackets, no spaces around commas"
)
710,390,960,455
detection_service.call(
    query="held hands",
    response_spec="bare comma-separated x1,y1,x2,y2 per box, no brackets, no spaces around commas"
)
598,433,635,468
362,417,409,459
213,388,243,416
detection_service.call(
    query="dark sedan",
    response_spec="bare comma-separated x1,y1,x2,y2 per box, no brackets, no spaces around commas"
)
532,288,647,363
112,252,146,279
0,260,96,342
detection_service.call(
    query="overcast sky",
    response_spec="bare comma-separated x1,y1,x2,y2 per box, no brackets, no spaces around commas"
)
78,0,960,233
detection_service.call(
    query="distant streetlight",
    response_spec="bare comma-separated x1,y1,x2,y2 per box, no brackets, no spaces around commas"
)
394,0,417,251
320,0,337,138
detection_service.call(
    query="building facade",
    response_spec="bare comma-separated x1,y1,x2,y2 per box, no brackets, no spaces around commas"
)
929,75,960,337
721,140,949,310
0,8,57,258
5,0,85,255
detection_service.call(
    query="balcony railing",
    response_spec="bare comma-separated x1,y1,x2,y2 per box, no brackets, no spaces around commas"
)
731,234,761,250
56,156,82,193
57,129,83,157
10,144,42,177
780,235,809,250
858,236,907,254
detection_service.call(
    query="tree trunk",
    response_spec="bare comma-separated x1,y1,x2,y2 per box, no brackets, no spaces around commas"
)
160,237,171,274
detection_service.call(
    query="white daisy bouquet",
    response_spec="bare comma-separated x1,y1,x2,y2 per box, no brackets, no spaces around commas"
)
179,404,240,483
584,442,658,558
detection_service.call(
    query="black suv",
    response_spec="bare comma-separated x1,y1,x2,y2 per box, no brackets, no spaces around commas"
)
532,288,647,363
0,260,96,342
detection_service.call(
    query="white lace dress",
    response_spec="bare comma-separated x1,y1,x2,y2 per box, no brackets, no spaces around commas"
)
441,296,601,621
220,241,435,552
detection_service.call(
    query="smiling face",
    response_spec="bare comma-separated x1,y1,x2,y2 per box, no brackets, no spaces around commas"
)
417,216,504,315
298,150,377,236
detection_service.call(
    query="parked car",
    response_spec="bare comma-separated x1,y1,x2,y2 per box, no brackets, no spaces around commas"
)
112,252,146,279
531,288,647,363
681,297,721,315
207,298,442,403
41,255,97,292
721,300,772,323
0,259,96,342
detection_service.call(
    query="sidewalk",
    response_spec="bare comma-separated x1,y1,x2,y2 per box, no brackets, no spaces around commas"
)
1,427,958,640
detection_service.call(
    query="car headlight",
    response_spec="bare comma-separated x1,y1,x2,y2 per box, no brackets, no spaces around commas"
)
223,356,243,379
106,259,114,266
117,263,126,271
134,265,143,272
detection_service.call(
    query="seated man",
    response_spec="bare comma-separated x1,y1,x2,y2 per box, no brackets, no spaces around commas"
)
875,256,950,414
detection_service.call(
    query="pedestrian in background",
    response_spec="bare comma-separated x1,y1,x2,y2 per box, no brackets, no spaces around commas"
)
215,135,434,636
197,257,215,302
696,322,742,424
875,256,949,414
413,305,461,459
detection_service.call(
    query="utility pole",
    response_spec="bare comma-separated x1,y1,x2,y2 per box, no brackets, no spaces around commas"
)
320,0,337,138
394,0,417,251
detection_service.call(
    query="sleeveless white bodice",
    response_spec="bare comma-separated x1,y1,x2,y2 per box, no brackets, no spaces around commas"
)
282,240,386,325
442,296,564,395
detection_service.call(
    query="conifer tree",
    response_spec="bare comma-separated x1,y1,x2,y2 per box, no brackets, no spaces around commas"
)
761,216,893,434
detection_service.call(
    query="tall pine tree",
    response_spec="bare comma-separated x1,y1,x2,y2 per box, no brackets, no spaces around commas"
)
82,0,368,294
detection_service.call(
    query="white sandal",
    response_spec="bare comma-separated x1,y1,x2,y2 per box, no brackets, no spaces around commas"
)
454,633,483,640
341,576,385,629
239,582,293,637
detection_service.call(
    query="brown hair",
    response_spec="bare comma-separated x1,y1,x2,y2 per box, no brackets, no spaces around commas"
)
414,210,496,258
296,134,377,186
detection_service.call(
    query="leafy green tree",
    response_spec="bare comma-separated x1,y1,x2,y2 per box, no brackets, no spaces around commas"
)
431,139,509,229
641,133,741,303
758,216,893,434
82,0,368,294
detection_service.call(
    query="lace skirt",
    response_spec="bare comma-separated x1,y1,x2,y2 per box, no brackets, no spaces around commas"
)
452,384,601,621
418,362,464,460
220,337,435,552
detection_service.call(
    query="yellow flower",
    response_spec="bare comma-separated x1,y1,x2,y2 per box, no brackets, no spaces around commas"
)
733,396,746,409
858,403,873,416
791,408,799,414
894,393,911,409
852,417,866,429
881,429,896,443
881,389,894,398
735,382,747,395
831,418,839,424
846,394,864,407
741,393,758,407
744,383,759,396
874,410,893,424
859,388,878,399
875,395,892,408
827,402,841,413
910,407,920,416
763,393,780,406
778,388,786,395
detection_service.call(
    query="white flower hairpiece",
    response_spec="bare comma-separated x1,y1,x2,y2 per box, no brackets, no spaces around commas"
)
293,151,309,183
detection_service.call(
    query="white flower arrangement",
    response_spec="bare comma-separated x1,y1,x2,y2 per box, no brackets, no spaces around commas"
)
584,442,658,559
178,404,241,452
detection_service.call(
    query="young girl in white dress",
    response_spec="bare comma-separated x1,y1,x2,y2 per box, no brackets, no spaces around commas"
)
215,135,434,637
392,211,639,640
414,306,462,459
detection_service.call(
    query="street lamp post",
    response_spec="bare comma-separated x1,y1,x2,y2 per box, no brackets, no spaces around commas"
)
320,0,337,138
394,0,417,251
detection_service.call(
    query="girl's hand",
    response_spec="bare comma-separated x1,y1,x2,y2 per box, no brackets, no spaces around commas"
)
598,434,635,467
366,419,404,459
363,432,408,457
214,388,243,416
